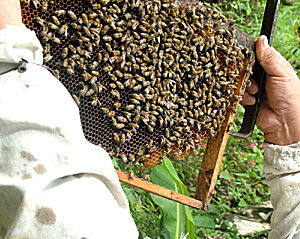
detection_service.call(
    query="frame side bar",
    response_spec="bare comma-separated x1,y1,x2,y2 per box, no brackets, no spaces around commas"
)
195,58,251,207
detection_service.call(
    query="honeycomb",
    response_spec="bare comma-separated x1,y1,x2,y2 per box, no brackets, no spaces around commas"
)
20,0,253,168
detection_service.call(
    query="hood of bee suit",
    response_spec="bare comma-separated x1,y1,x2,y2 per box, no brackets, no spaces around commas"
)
0,25,137,238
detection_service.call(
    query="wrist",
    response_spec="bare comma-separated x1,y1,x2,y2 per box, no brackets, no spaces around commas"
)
264,117,300,146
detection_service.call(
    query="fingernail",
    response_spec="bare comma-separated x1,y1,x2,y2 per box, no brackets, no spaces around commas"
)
261,35,268,50
245,94,256,105
248,82,258,93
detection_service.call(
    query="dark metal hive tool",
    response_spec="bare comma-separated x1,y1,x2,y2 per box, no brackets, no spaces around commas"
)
231,0,281,138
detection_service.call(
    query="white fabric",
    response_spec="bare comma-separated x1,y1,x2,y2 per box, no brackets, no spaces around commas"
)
0,25,138,239
264,141,300,239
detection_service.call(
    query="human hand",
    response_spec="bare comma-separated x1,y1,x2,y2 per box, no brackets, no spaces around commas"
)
243,35,300,146
0,0,22,29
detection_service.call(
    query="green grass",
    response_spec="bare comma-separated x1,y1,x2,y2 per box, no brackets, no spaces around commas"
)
273,2,300,71
118,1,300,238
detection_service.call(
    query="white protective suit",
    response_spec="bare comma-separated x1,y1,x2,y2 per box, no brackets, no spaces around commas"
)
0,25,139,239
0,25,299,239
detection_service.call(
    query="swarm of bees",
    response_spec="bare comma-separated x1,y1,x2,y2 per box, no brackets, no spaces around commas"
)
21,0,252,168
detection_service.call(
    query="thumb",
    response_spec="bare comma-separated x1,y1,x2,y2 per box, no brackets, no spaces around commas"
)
256,35,293,78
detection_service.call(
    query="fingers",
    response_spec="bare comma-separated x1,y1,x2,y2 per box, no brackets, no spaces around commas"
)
242,79,258,106
242,92,256,105
256,100,271,130
256,36,295,78
247,78,258,94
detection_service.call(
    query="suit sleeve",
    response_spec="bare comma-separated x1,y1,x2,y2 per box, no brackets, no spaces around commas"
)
0,25,138,239
264,141,300,239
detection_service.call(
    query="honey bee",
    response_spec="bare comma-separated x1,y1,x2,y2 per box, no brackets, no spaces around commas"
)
51,16,60,26
58,24,68,36
147,125,154,133
127,169,135,180
120,134,126,144
124,73,133,79
113,33,123,38
143,174,151,182
91,97,99,106
113,133,120,143
107,111,116,118
51,36,60,44
133,84,142,91
43,54,52,63
89,70,98,76
80,35,90,42
125,104,135,111
43,32,52,42
41,1,48,12
79,83,88,96
101,107,110,114
120,154,128,163
105,43,112,52
103,65,113,72
111,117,117,127
55,10,66,16
132,115,139,122
116,116,127,123
70,22,81,30
112,81,123,90
71,54,80,60
116,123,125,129
111,89,120,99
48,22,59,30
82,72,92,81
59,48,68,59
68,10,77,20
86,88,95,97
72,94,80,105
149,119,156,127
102,25,110,34
113,70,122,78
35,17,45,26
81,13,89,25
103,35,112,41
83,26,91,37
130,99,140,105
53,69,60,79
96,52,103,63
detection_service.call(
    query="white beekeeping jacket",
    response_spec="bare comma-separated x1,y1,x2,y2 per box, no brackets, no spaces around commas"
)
264,142,300,239
0,25,139,239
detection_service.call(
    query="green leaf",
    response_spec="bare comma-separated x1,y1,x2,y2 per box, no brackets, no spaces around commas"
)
193,215,216,229
247,6,252,15
151,165,185,239
159,158,196,239
207,204,220,216
123,187,137,204
220,170,231,181
111,157,120,169
183,205,196,239
238,198,248,207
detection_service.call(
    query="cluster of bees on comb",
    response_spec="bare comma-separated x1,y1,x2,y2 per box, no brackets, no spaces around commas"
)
21,0,251,169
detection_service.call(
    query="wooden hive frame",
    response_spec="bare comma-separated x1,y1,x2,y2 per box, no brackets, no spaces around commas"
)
117,50,253,209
